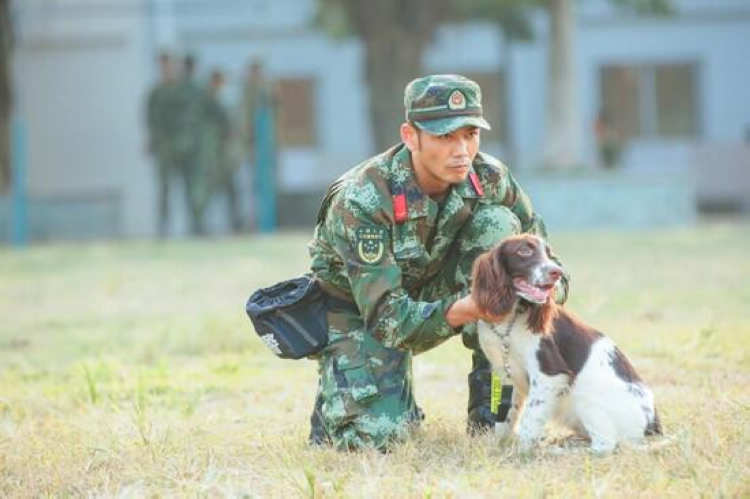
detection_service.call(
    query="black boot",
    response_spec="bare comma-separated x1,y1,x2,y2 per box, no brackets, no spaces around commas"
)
466,349,497,435
308,392,331,446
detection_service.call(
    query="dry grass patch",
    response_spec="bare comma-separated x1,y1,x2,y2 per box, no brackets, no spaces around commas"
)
0,224,748,496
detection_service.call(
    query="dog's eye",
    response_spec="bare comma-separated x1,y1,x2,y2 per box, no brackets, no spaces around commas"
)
517,247,533,257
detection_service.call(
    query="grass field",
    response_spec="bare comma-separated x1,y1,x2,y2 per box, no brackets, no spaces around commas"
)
1,222,748,497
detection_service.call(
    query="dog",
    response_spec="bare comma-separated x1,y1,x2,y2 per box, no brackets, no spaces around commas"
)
472,234,661,453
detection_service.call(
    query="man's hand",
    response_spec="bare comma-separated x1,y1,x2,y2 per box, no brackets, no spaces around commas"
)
445,294,505,328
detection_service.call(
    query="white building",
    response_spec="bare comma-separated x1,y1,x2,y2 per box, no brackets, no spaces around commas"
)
3,0,749,240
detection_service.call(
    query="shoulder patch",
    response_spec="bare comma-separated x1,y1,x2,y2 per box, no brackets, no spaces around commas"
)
355,226,387,264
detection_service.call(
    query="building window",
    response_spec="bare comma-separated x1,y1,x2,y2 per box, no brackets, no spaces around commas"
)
600,62,698,139
463,71,508,145
275,77,317,147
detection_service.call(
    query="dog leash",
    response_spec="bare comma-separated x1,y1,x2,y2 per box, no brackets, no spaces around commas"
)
489,306,520,422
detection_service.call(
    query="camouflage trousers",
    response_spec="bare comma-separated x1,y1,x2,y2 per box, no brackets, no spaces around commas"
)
154,148,175,238
176,153,212,236
312,204,521,451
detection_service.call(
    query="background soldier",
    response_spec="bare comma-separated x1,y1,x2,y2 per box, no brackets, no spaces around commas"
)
200,69,242,232
241,59,277,232
240,59,273,163
146,52,178,237
173,54,210,236
307,75,570,451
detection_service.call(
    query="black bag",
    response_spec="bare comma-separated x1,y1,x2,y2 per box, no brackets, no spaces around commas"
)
246,276,354,359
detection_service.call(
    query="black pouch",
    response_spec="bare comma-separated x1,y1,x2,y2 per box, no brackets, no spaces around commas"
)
245,276,355,359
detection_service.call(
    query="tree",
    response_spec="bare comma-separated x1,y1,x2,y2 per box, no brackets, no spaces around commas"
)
317,0,539,152
462,0,670,170
317,0,453,152
542,0,580,170
316,0,670,164
542,0,670,170
0,0,11,192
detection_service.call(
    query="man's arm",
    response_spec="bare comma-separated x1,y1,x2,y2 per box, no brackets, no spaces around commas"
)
445,294,499,328
327,195,471,351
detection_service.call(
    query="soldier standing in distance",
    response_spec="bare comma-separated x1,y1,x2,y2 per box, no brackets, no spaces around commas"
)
241,59,277,231
201,69,242,232
307,75,570,451
240,59,273,163
174,54,210,236
146,52,178,238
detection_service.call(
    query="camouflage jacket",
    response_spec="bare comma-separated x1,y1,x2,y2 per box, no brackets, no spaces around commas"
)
172,79,206,157
146,82,180,150
308,144,564,350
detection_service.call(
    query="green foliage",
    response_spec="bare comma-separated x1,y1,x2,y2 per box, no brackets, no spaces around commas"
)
315,0,541,41
315,0,674,43
609,0,673,15
314,0,354,39
456,0,541,41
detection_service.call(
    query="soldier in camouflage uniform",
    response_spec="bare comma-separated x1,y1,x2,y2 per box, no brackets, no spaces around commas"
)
241,60,278,232
200,69,243,232
240,59,274,162
307,75,569,451
174,55,211,236
146,53,179,237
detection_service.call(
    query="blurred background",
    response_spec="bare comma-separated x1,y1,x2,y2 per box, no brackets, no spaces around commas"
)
0,0,749,242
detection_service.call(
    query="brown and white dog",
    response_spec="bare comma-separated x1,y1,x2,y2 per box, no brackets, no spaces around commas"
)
472,234,661,453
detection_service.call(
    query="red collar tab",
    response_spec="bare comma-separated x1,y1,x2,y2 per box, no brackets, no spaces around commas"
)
393,193,407,224
469,171,484,197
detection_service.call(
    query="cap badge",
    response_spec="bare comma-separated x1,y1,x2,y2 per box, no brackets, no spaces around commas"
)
448,90,466,110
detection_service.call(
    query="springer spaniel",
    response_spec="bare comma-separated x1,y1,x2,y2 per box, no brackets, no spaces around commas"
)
472,234,661,454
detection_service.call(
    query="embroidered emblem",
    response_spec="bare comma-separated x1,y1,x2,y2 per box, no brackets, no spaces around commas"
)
355,226,386,264
260,333,282,355
448,89,466,110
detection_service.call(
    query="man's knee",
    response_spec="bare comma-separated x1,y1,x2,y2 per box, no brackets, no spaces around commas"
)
333,412,414,451
460,204,521,254
320,391,416,451
316,347,414,451
451,204,521,288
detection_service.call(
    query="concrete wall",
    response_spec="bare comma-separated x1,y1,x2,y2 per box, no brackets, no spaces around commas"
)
11,0,155,238
508,0,750,171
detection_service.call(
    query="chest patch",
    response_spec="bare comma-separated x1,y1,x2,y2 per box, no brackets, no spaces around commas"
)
355,226,387,264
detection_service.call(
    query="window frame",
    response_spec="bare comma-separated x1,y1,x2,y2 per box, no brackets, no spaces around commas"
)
598,60,701,140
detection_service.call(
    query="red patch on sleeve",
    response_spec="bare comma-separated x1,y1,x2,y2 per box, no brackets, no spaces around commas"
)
469,172,484,197
393,193,407,224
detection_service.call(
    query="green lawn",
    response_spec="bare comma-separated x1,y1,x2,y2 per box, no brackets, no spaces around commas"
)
0,223,748,497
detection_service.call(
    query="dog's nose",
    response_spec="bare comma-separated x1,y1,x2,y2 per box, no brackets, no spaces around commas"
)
547,267,562,281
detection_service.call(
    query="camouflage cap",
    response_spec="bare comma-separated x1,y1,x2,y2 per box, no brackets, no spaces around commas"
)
404,74,491,135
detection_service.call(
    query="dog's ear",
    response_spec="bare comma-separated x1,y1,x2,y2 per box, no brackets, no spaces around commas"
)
471,247,516,318
527,298,558,334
